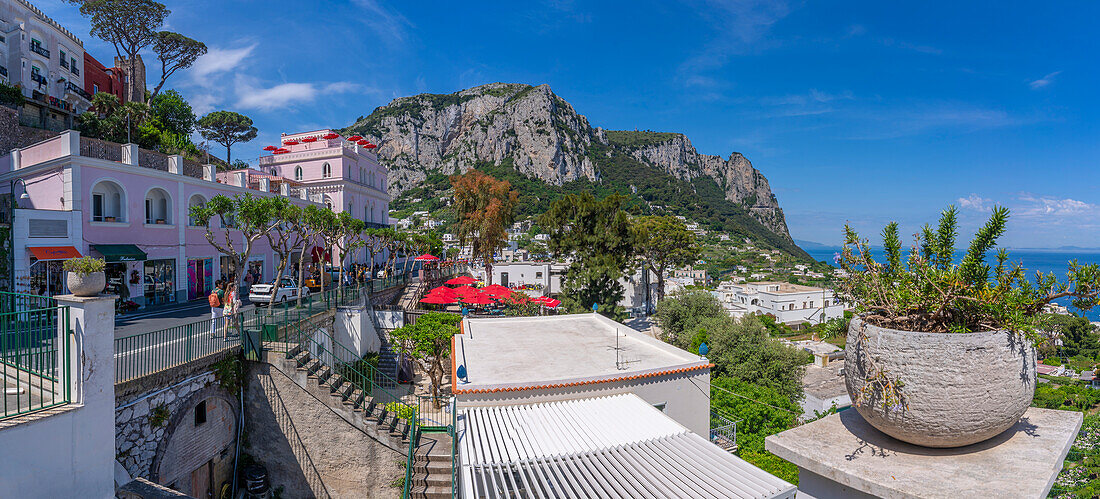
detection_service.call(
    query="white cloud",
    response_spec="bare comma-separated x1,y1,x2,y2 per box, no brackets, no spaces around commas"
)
1017,194,1098,217
234,78,362,111
190,93,220,115
1029,71,1062,89
191,44,257,80
957,193,993,211
351,0,412,43
677,0,792,87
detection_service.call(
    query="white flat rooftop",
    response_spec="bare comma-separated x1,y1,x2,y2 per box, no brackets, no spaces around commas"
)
458,393,796,498
454,314,709,394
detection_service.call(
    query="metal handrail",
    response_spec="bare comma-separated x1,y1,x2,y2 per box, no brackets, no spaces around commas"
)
709,410,740,450
1,300,70,419
262,368,332,498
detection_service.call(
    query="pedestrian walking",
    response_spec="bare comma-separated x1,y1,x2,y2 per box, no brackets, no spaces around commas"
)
223,281,240,338
209,280,224,337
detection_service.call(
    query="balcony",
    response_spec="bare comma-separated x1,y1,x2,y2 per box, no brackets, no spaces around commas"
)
30,72,47,86
30,44,50,58
66,81,91,101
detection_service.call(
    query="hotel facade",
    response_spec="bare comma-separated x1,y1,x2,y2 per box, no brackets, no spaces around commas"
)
0,128,389,307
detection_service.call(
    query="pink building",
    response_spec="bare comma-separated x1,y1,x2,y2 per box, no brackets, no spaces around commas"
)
0,128,389,308
257,129,390,228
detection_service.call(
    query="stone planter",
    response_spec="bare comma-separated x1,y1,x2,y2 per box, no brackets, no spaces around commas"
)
67,271,106,297
844,317,1036,448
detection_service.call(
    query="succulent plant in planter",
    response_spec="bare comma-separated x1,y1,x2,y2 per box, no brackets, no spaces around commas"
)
837,206,1100,447
63,256,107,297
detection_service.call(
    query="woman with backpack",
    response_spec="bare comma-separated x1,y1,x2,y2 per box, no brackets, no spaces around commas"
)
209,280,224,337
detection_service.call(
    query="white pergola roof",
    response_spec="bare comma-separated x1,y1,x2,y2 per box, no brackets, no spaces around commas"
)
458,394,796,498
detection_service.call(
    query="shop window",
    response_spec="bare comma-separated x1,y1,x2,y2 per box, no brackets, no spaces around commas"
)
91,180,125,222
194,400,207,426
188,194,207,226
144,259,176,306
145,188,172,224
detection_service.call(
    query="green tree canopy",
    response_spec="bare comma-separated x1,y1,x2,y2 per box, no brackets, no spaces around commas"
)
197,110,258,164
150,89,196,137
71,0,170,103
539,192,634,318
389,312,461,404
632,215,700,304
654,288,727,348
150,31,207,100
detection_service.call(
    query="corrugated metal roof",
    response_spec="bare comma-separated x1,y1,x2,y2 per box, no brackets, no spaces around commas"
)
458,394,797,498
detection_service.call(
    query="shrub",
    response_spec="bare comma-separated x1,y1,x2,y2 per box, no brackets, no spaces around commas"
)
62,256,105,275
838,206,1100,338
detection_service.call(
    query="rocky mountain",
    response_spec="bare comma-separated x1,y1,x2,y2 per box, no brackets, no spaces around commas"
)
342,83,797,247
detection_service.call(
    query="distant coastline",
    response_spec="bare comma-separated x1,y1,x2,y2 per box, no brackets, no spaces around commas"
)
801,245,1100,321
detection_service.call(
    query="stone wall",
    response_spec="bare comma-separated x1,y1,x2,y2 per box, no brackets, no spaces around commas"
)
115,371,237,484
0,105,58,155
245,362,402,498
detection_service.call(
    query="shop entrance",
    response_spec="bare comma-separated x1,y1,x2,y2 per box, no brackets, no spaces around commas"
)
144,259,176,306
187,258,213,300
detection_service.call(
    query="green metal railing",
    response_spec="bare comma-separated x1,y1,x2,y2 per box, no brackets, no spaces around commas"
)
402,394,457,498
115,285,371,384
1,292,71,419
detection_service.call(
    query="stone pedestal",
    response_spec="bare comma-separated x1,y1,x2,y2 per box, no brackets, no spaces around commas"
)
765,408,1082,498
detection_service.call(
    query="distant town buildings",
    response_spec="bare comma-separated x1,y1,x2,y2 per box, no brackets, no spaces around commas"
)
714,281,846,326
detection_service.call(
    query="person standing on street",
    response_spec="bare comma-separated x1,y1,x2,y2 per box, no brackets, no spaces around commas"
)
209,280,224,337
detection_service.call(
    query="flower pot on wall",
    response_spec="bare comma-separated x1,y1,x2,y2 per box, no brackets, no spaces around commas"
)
104,216,116,222
67,271,106,297
844,317,1036,448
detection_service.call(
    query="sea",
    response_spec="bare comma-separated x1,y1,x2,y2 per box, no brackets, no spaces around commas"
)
804,247,1100,321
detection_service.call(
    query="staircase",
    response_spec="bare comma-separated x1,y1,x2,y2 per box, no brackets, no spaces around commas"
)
408,433,454,499
377,343,399,387
261,312,415,451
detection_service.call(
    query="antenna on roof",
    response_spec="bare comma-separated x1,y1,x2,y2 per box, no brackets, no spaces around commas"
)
614,327,639,371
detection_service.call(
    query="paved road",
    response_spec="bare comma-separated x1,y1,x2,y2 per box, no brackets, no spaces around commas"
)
114,300,259,338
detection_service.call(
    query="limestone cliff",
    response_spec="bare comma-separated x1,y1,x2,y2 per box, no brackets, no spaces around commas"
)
343,82,792,241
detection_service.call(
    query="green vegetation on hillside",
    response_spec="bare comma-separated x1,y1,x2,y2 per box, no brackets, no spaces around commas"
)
605,130,681,148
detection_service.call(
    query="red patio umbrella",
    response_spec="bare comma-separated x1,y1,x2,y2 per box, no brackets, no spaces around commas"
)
283,139,299,145
420,294,456,305
365,143,378,149
347,135,363,141
446,276,476,286
263,145,277,151
357,140,369,146
462,292,495,306
323,133,339,140
482,284,511,298
451,285,479,297
301,137,318,142
542,298,562,308
427,286,458,297
414,253,440,262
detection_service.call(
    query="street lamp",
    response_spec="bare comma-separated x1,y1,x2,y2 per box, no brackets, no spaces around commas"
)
11,178,30,206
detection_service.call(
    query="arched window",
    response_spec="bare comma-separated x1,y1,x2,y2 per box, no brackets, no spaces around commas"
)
188,194,207,226
323,196,333,211
91,180,125,222
364,205,370,223
322,162,331,178
145,188,172,224
294,166,303,181
359,168,364,183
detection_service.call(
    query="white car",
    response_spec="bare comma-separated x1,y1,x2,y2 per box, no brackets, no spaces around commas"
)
249,277,309,305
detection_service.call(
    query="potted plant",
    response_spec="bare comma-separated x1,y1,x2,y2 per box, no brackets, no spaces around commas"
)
63,256,107,297
838,206,1100,448
104,216,116,222
156,218,166,224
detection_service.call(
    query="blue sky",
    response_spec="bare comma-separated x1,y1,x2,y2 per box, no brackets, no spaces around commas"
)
41,0,1100,248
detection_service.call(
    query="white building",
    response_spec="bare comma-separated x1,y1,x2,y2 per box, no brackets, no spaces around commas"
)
0,0,91,123
715,281,845,325
453,314,712,435
471,261,567,293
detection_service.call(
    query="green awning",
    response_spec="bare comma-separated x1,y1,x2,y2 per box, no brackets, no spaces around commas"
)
91,244,147,262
